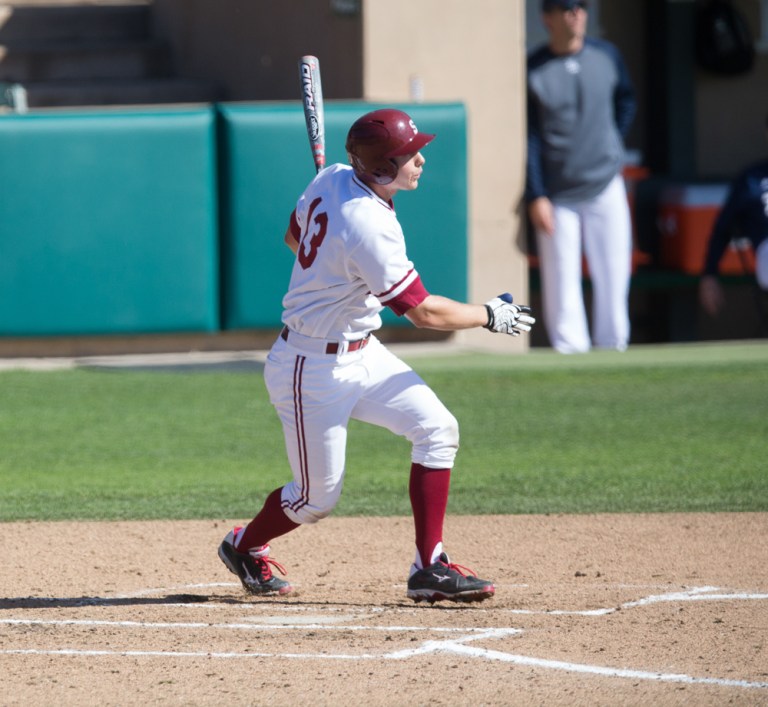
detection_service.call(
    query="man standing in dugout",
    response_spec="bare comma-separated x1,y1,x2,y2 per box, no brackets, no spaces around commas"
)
526,0,636,354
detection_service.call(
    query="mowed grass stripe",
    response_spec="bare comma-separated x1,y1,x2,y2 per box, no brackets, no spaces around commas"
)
1,341,766,520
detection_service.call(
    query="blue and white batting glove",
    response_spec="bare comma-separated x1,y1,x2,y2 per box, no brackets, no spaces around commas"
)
483,293,536,336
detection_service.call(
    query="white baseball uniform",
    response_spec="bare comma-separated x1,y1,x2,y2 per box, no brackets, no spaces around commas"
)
265,163,458,531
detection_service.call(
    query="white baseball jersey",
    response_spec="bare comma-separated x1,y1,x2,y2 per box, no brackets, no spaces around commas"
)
282,164,428,340
265,163,458,528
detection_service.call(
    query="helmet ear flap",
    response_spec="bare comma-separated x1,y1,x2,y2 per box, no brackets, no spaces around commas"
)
368,158,398,185
348,150,397,186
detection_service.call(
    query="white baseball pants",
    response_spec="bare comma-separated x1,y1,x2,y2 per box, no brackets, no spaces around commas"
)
264,332,459,525
536,173,632,353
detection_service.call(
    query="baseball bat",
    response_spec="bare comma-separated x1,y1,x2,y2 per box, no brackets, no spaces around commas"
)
298,55,326,173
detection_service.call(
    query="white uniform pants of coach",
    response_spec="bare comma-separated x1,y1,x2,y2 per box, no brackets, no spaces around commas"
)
536,173,632,354
264,331,459,525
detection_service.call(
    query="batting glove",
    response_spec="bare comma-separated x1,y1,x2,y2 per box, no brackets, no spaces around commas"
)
483,293,536,336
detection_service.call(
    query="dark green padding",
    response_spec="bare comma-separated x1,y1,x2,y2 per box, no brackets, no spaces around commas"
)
218,102,468,330
0,102,466,337
0,107,219,335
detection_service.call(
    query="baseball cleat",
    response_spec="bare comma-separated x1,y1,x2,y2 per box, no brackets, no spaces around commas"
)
407,552,495,604
218,527,293,596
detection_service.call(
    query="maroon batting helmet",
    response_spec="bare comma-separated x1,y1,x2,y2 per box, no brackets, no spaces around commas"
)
345,109,436,185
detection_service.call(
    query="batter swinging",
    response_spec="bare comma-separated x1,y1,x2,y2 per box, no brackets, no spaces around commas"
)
218,108,535,603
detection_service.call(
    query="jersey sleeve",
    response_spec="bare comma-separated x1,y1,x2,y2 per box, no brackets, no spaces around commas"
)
525,96,547,203
347,203,430,315
525,48,549,203
605,41,637,138
288,209,301,240
702,173,748,276
379,272,430,315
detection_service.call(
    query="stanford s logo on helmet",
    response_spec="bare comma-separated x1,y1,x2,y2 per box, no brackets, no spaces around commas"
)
346,109,436,185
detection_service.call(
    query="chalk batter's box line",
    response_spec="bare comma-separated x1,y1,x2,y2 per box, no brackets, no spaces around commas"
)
3,583,768,630
3,583,767,617
1,585,768,691
0,585,768,690
122,582,768,616
1,620,767,692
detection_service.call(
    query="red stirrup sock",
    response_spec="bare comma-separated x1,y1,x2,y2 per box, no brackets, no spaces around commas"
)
409,463,451,568
235,487,300,551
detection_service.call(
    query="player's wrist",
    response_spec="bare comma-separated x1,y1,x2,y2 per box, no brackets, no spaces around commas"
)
483,304,494,329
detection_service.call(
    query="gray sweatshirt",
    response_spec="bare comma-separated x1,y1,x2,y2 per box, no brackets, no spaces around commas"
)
526,37,636,204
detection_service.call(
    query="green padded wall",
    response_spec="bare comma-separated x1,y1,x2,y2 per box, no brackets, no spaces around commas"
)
218,102,467,330
0,107,218,336
0,103,466,338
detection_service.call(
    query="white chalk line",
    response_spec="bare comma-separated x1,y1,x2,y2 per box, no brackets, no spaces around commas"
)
2,585,767,691
439,643,768,690
506,585,768,616
2,628,767,691
92,582,768,615
0,626,506,661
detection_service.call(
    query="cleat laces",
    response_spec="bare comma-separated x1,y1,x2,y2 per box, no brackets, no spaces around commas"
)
251,555,288,581
436,554,477,578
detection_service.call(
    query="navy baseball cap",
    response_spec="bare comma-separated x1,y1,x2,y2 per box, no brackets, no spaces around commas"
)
542,0,588,11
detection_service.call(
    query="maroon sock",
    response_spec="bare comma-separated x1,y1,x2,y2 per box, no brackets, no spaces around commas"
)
235,487,300,551
409,463,451,568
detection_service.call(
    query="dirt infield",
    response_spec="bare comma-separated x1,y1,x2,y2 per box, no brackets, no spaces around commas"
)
1,513,766,706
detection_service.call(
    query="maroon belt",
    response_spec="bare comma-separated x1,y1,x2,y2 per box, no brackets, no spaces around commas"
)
281,327,370,354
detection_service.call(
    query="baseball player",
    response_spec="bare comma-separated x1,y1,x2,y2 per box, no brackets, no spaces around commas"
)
526,0,636,353
218,108,535,603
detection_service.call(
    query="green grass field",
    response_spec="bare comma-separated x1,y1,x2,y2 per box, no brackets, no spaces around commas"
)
1,341,766,521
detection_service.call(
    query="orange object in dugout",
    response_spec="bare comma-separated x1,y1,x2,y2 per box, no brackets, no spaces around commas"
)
658,183,756,275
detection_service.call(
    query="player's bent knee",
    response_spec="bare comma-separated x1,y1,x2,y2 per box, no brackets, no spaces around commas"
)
412,410,460,468
281,481,341,524
284,503,334,525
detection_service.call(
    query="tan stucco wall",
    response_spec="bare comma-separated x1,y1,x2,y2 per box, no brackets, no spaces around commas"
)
361,0,528,351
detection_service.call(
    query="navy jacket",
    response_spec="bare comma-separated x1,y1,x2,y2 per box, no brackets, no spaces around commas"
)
703,159,768,276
